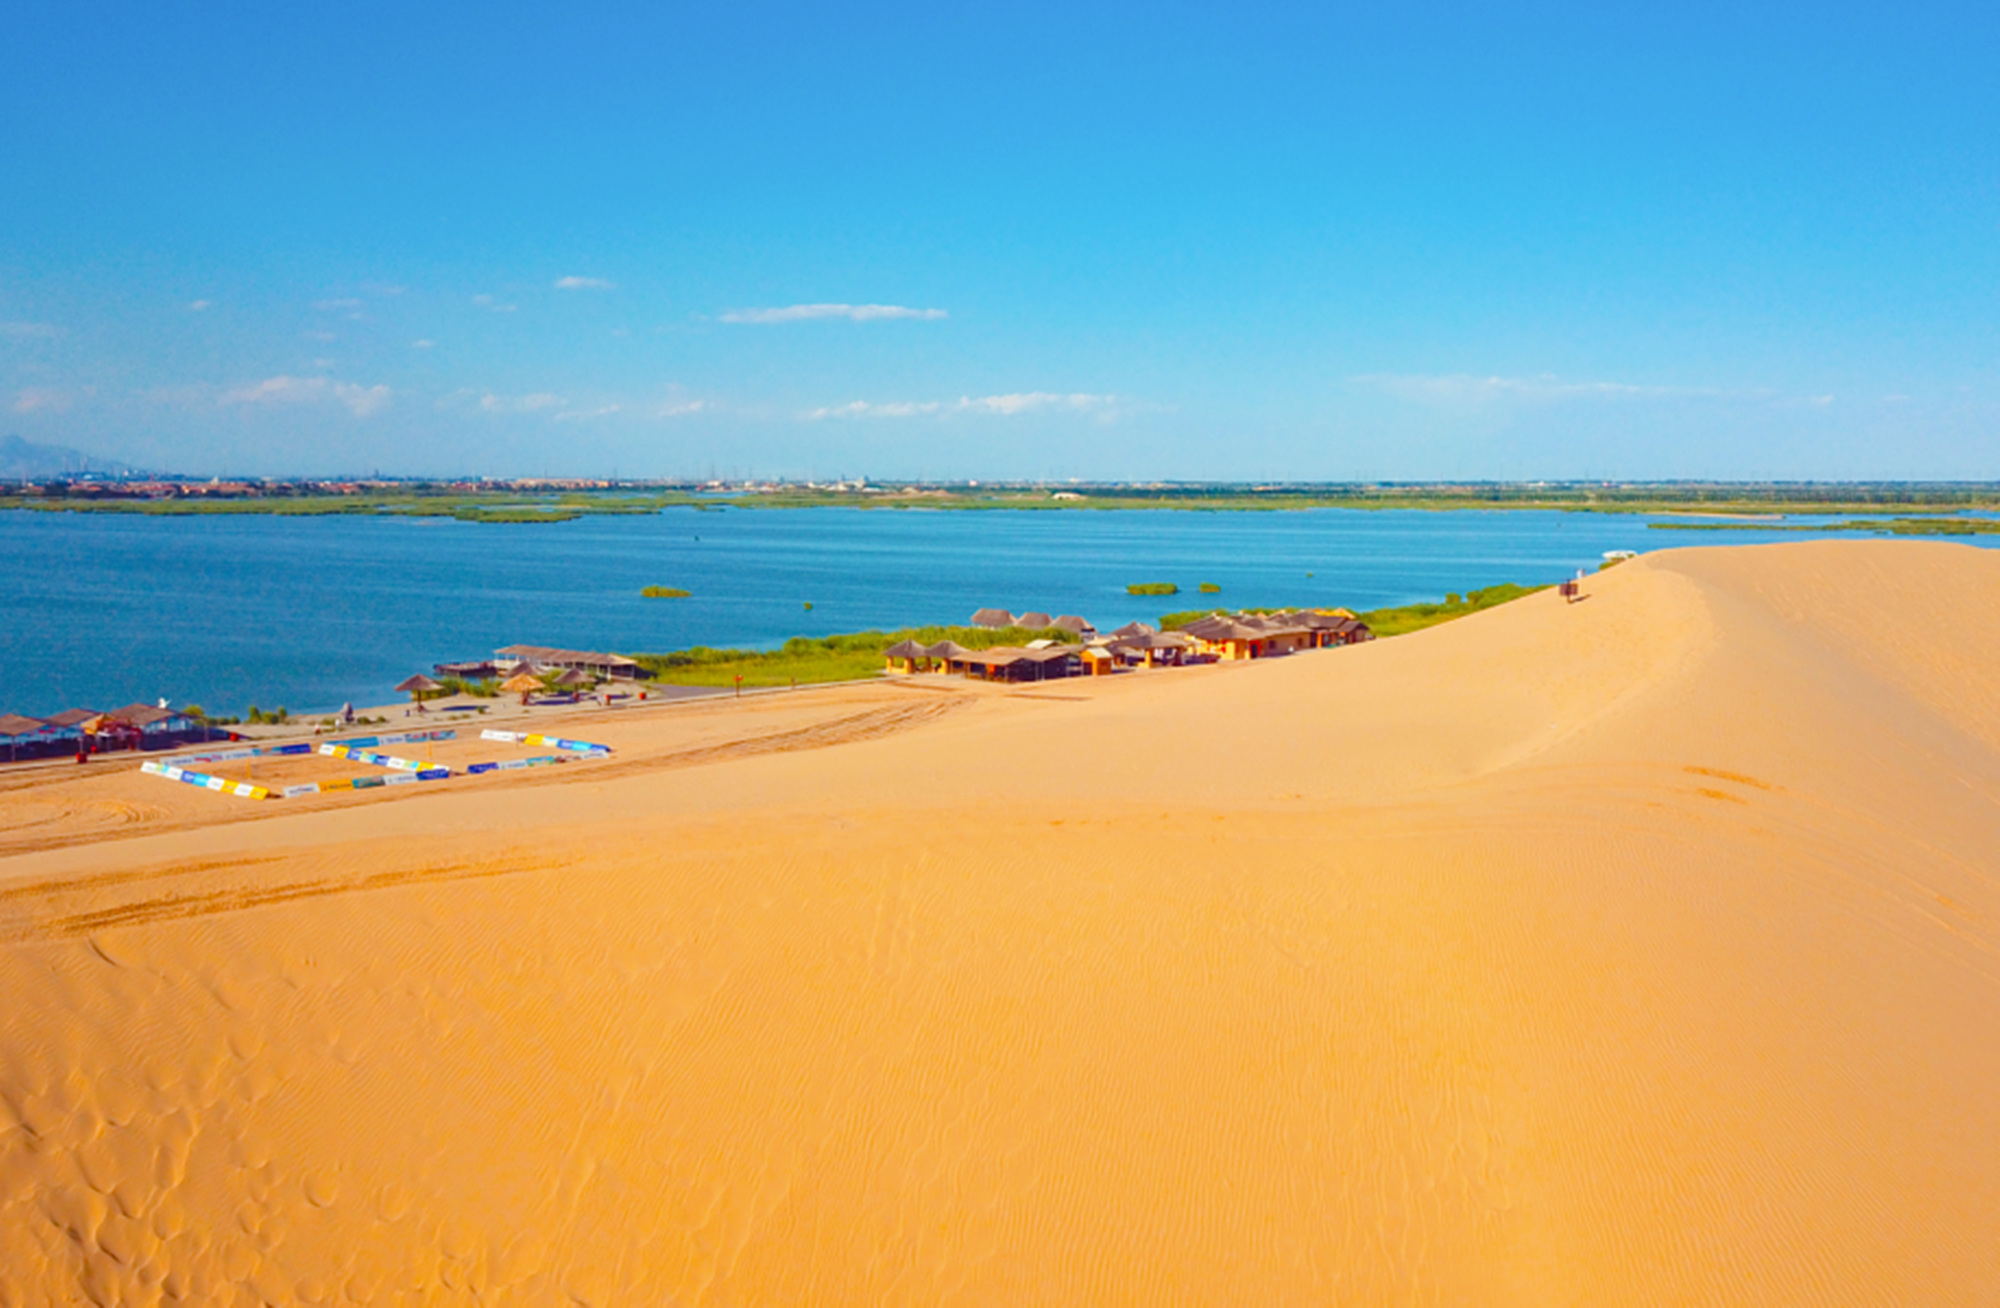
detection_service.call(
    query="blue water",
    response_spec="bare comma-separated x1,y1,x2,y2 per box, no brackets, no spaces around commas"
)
2,506,1990,718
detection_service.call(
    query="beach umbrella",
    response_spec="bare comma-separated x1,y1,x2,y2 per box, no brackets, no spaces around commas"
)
551,668,593,688
500,670,542,704
395,674,442,711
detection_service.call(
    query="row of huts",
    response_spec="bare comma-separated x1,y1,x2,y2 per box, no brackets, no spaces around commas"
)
0,704,220,763
434,645,646,682
885,609,1373,683
969,609,1096,635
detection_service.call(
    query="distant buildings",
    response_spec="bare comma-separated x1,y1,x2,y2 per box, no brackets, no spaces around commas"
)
435,646,645,682
967,609,1095,635
1178,610,1373,660
0,704,219,762
889,608,1372,683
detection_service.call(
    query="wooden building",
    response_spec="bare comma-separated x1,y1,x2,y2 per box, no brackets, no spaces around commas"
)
1179,610,1372,661
882,639,929,673
495,645,644,680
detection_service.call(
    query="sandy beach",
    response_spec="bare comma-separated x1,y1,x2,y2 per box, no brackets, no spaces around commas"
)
2,539,1996,1303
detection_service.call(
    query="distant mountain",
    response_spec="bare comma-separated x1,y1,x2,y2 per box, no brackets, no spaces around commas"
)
0,434,141,479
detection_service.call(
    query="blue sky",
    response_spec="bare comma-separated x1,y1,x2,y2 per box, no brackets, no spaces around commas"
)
2,1,1996,480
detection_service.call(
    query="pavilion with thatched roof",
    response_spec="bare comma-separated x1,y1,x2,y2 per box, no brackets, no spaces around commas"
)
882,639,929,673
395,674,442,713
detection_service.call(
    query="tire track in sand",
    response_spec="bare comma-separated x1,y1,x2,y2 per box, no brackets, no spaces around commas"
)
0,848,582,942
0,696,971,860
0,700,971,939
490,695,972,789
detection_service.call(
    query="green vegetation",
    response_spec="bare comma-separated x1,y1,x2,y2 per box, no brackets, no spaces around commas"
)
1648,515,2000,537
1161,582,1547,638
245,705,290,725
1198,582,1221,593
712,482,2000,515
0,487,712,522
1358,584,1547,637
12,482,2000,523
1127,582,1179,596
633,624,1080,689
450,507,583,524
640,585,691,598
433,676,499,698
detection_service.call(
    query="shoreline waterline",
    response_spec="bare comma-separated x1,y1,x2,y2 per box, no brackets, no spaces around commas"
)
8,505,1998,719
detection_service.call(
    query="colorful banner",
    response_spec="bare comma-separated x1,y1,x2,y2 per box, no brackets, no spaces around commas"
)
465,755,565,774
317,743,444,773
141,760,270,800
325,729,456,750
179,742,315,764
479,729,611,754
282,766,452,798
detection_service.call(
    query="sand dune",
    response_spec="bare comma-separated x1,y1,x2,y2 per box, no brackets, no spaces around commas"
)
1,540,1996,1304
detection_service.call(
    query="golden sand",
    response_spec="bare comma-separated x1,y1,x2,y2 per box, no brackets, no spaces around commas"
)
1,540,1996,1304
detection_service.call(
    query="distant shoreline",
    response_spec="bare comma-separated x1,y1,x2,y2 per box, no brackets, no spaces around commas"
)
8,480,2000,522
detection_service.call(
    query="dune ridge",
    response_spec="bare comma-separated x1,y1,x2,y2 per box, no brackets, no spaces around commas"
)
1,540,1996,1305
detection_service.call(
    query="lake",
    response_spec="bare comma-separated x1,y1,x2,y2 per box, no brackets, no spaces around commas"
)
1,506,1985,718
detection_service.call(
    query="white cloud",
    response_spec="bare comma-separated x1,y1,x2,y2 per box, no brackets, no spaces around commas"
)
657,399,709,417
553,404,622,422
13,388,72,414
554,276,615,290
312,298,364,312
411,339,436,349
806,392,1115,420
0,321,62,339
478,392,564,414
337,383,391,417
964,392,1113,415
809,400,940,419
472,294,518,313
721,303,947,324
188,299,212,312
218,375,390,417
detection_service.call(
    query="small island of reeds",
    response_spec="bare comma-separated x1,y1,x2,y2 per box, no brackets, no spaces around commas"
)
641,586,691,598
1127,582,1179,596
